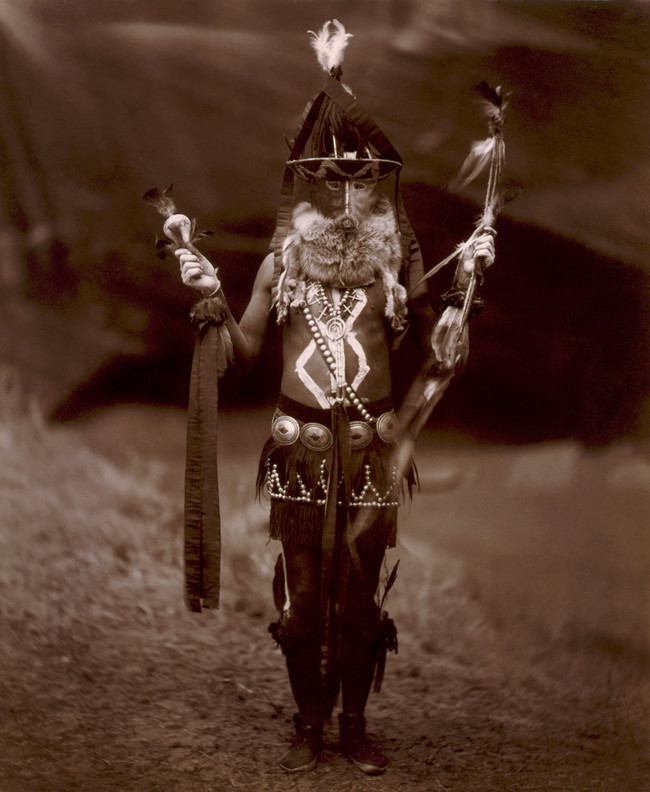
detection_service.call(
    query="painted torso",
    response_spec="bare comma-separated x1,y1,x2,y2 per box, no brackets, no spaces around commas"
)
280,279,392,409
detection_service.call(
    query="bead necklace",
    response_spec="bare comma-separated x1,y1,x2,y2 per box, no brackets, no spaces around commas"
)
302,282,374,423
309,282,359,341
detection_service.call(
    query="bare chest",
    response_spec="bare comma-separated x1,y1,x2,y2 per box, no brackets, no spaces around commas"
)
281,280,392,408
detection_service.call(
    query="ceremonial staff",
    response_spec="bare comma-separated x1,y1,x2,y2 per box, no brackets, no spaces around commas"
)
144,186,232,612
392,81,511,485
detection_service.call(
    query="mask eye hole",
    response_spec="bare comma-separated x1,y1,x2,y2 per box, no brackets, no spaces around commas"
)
352,181,367,191
325,181,342,192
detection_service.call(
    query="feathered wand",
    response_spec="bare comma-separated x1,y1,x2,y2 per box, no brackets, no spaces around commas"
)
142,184,216,260
391,82,511,482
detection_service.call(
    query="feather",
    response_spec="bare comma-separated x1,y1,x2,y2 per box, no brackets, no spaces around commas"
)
143,187,214,252
308,19,352,75
484,187,519,225
379,559,400,610
449,137,494,192
385,559,399,594
476,81,504,110
476,81,509,135
142,184,176,217
450,82,509,194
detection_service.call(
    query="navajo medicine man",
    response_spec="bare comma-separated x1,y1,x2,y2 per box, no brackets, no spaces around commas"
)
175,21,495,776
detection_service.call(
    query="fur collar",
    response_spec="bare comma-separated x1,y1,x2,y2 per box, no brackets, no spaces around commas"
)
276,196,408,330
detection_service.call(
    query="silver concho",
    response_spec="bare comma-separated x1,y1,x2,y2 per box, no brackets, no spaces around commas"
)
349,421,373,449
376,411,398,443
325,316,346,341
271,414,299,445
300,422,333,451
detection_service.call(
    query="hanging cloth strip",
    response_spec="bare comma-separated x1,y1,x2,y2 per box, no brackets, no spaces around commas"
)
184,300,232,612
320,398,351,714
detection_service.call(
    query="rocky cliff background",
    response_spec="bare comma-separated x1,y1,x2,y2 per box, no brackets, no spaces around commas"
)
0,0,648,445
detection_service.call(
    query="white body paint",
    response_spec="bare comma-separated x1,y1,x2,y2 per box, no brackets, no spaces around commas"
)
294,283,369,406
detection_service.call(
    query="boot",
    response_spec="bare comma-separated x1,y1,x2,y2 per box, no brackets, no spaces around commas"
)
339,713,388,775
278,713,322,773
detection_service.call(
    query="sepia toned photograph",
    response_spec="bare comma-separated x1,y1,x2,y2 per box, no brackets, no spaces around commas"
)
0,1,648,790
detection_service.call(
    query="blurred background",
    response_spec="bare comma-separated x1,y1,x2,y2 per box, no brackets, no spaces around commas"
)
0,0,648,446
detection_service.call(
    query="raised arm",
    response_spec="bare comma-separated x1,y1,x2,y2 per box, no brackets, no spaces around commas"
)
176,247,274,369
430,230,495,372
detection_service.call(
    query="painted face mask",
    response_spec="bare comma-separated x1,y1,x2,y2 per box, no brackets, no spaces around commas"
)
308,177,379,226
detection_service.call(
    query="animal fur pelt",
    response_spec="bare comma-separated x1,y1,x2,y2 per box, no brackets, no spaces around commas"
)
276,195,407,330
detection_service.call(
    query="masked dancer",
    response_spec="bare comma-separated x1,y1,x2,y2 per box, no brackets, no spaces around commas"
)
174,20,495,775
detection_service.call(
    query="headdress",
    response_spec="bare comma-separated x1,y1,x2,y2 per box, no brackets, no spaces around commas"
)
271,20,426,299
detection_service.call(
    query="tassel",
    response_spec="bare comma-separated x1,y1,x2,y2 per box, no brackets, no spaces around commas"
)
270,501,325,545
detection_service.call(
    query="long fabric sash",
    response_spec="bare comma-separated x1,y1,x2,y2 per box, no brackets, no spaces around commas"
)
320,401,352,713
184,320,229,612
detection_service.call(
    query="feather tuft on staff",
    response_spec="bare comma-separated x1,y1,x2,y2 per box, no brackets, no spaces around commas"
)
449,138,495,194
308,19,352,75
476,80,508,131
450,82,508,195
411,81,511,295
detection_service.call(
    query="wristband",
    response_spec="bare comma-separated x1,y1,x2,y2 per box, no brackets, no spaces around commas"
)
440,287,485,319
189,294,227,327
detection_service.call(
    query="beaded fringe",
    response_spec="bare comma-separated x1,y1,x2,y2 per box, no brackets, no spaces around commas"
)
257,435,415,550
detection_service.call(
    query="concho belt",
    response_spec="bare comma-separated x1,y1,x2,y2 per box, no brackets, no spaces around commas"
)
271,409,398,451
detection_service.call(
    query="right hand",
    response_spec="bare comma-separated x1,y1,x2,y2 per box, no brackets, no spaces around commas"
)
175,247,220,295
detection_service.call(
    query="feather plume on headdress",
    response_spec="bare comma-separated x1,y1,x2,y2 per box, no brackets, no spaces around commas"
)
308,19,352,76
302,20,359,158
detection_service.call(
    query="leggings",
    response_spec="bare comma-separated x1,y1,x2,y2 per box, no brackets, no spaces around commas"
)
281,541,385,719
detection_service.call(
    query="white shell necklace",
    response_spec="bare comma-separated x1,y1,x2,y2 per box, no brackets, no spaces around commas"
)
301,281,374,422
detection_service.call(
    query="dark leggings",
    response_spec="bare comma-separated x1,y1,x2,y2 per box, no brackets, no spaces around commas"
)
281,541,385,719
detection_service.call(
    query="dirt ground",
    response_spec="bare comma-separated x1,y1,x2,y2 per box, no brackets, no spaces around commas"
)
1,403,648,792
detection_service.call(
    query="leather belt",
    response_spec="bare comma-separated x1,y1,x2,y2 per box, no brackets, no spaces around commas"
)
271,408,398,451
